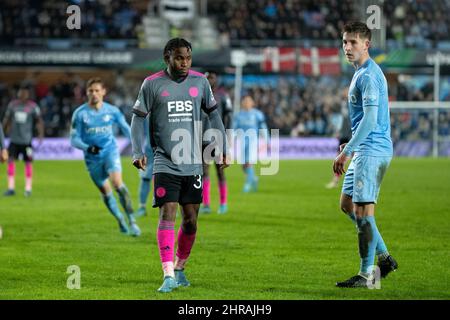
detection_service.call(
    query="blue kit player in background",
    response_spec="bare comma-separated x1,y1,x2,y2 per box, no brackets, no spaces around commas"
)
333,22,398,288
135,116,154,218
233,94,268,193
71,77,141,237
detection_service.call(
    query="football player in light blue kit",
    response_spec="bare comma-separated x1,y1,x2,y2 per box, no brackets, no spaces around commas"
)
135,116,154,217
71,77,141,236
333,22,397,288
233,95,268,193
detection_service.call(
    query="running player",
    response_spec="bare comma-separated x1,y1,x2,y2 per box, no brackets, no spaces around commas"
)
334,22,398,288
71,77,141,236
3,84,44,197
199,71,233,214
233,94,268,193
131,38,229,293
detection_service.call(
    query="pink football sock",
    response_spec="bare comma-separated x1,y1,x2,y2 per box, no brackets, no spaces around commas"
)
175,228,196,270
25,162,33,191
7,161,15,190
202,177,210,206
219,181,227,205
157,220,175,278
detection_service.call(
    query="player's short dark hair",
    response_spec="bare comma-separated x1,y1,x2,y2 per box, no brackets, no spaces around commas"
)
86,77,105,88
19,83,31,90
163,38,192,60
205,70,218,76
342,21,371,41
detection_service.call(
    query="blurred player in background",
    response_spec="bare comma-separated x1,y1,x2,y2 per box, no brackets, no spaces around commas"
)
0,125,7,163
3,84,44,197
71,77,141,237
333,22,397,288
135,116,154,218
233,94,268,193
0,125,7,238
326,88,352,189
131,38,229,293
199,70,233,214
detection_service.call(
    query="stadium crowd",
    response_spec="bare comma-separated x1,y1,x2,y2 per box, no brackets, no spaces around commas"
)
1,74,448,141
1,0,449,49
210,0,450,48
0,0,144,46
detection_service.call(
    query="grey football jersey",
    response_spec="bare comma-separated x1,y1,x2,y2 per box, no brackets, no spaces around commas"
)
4,99,40,145
133,70,217,176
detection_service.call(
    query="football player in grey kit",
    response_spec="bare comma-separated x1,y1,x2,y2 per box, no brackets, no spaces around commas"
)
131,38,229,293
3,85,44,197
199,70,233,215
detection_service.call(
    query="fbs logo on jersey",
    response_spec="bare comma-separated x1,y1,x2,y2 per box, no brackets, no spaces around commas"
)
167,101,193,115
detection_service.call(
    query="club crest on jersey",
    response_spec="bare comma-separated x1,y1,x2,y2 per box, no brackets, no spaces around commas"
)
83,115,90,124
103,114,111,122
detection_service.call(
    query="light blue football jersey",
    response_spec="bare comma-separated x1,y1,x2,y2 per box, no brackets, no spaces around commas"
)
71,102,130,158
347,58,393,156
233,108,267,132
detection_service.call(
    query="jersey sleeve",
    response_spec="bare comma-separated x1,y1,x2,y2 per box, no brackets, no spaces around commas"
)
70,109,89,151
114,108,131,139
0,125,5,149
201,78,217,113
132,80,153,117
3,102,13,123
359,73,380,108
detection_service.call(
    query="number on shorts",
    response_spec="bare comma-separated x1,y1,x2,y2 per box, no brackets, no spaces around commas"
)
193,175,202,189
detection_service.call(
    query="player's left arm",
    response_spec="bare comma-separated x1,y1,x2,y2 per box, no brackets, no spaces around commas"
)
222,94,233,130
33,104,45,142
334,74,379,175
257,110,269,143
202,80,229,167
115,109,131,139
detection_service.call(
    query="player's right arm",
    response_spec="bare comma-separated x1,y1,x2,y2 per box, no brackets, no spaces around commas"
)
0,125,7,163
2,102,12,135
70,108,89,152
131,80,152,170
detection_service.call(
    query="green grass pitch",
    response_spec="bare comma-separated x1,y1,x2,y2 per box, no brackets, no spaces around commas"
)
0,158,449,299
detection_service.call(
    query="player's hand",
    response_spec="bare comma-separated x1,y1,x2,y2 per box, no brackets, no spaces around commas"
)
87,145,101,155
333,152,350,176
219,154,231,170
0,149,8,163
339,143,347,153
133,156,147,170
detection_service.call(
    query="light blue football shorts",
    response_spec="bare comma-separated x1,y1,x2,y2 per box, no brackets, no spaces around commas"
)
342,154,392,203
85,149,122,188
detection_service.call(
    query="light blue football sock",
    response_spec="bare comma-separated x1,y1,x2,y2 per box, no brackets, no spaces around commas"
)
139,178,151,207
371,216,389,257
245,166,255,185
350,212,388,257
103,192,125,222
356,216,379,276
116,184,135,222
